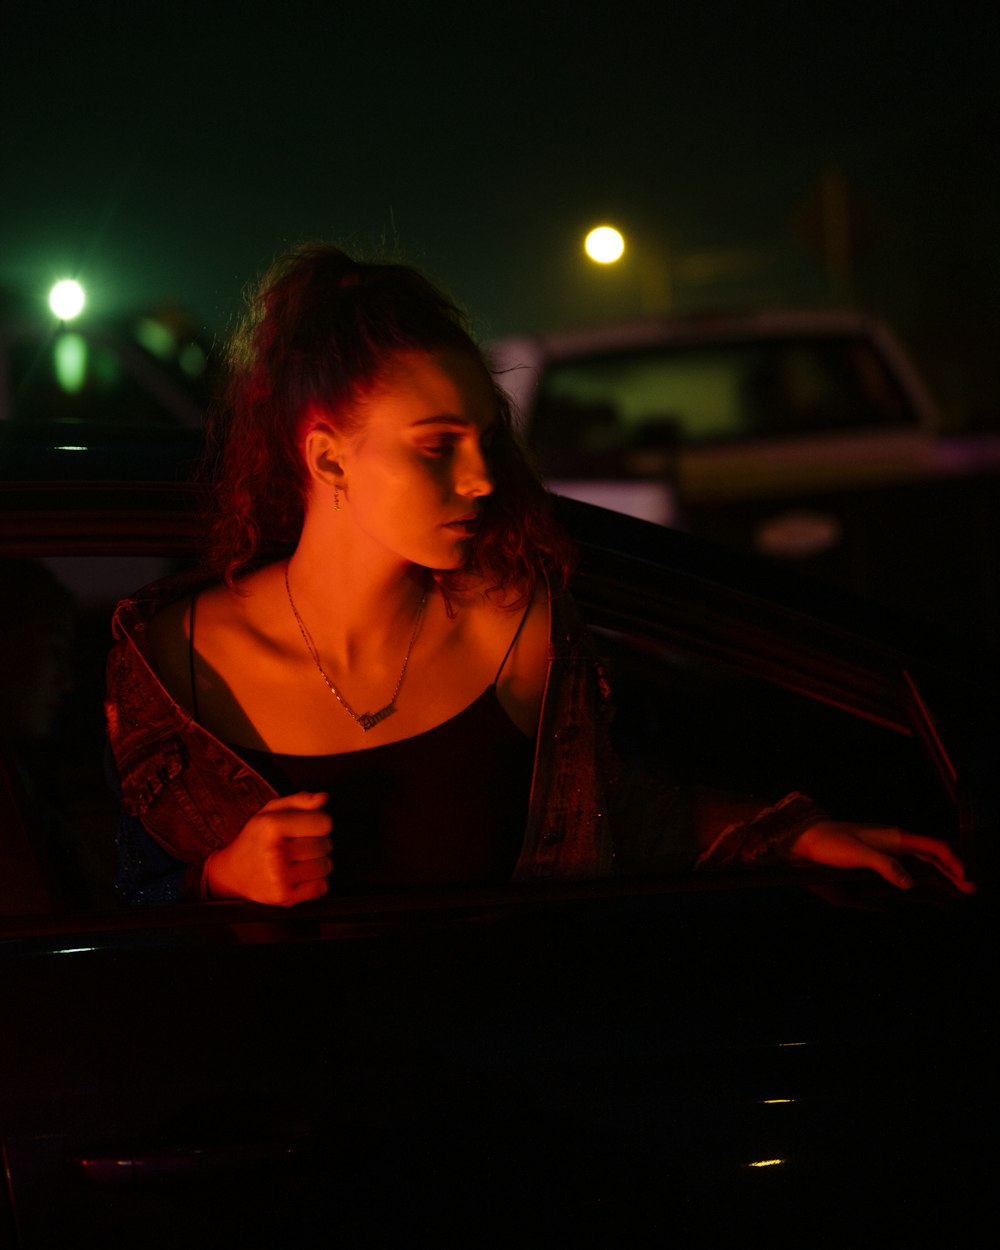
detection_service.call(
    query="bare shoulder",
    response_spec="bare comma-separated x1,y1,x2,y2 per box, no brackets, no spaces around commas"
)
499,582,550,668
144,568,276,710
463,581,550,737
452,578,548,647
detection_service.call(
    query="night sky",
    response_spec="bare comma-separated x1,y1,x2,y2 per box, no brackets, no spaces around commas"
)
3,0,998,422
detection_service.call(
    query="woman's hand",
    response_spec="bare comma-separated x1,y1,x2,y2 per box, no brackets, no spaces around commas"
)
789,821,976,893
204,792,333,905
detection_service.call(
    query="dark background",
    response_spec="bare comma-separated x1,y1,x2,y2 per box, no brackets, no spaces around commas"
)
3,0,998,428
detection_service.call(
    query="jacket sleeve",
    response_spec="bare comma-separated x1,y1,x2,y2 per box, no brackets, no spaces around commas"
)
520,591,828,880
548,594,828,876
606,758,827,875
106,746,205,904
104,599,277,905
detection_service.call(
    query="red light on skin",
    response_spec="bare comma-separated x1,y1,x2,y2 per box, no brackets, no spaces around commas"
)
443,515,479,538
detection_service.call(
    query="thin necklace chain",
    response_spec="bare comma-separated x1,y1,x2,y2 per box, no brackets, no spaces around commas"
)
284,561,428,733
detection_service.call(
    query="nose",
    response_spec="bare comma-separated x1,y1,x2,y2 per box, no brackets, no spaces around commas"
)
458,441,494,499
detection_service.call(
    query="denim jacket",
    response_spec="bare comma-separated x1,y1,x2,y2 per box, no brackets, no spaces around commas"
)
105,574,824,904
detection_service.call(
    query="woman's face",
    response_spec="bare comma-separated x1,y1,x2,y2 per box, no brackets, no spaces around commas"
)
331,348,498,570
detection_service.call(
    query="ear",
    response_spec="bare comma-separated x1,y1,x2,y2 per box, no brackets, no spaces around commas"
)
302,422,348,488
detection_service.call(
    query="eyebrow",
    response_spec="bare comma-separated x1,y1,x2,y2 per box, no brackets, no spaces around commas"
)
410,413,496,431
409,414,473,428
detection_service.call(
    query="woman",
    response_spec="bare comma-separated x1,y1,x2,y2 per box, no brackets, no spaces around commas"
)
105,244,974,905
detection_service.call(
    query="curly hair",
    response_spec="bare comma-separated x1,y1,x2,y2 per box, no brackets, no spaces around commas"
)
203,243,572,600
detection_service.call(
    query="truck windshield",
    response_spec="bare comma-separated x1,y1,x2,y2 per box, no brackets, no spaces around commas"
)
532,335,914,474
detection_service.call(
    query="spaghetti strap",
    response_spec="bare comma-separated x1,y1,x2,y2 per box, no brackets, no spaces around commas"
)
188,593,200,723
494,599,533,684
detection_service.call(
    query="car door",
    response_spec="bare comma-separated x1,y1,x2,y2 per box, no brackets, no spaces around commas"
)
0,500,992,1248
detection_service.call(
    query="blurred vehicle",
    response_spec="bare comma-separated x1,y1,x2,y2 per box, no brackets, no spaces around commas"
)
0,304,210,429
490,310,1000,639
0,436,995,1247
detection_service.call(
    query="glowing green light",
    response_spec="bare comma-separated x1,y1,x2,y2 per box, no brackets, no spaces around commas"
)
49,279,86,320
54,333,88,392
585,226,625,264
133,316,176,360
179,341,206,378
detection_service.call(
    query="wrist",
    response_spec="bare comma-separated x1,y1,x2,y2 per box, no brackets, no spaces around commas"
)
200,855,215,901
201,848,236,901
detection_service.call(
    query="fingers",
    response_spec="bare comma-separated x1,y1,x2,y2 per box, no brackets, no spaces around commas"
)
793,821,976,893
831,826,915,889
262,872,331,907
855,847,915,891
272,794,334,888
273,795,333,891
290,853,334,882
257,795,332,835
797,825,916,890
285,835,333,863
849,826,976,893
899,833,977,893
211,792,335,905
274,790,330,811
290,876,330,903
256,792,332,844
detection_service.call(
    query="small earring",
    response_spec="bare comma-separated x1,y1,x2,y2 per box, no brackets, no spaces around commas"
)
334,485,341,512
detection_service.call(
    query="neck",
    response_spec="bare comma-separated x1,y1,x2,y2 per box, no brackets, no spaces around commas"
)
284,555,428,731
285,536,429,660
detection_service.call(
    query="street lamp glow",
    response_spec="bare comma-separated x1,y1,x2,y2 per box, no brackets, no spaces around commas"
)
585,226,625,264
49,279,85,320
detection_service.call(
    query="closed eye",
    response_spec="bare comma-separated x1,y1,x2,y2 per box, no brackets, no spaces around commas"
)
415,421,496,459
419,438,458,458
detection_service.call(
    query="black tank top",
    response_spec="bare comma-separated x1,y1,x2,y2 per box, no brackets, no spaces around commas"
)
191,594,536,890
228,687,533,889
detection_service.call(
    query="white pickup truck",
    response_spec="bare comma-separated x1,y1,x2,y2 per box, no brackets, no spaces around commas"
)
490,310,1000,636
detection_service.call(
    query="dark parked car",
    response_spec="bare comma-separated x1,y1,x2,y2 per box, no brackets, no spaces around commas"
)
0,440,994,1247
491,311,1000,642
0,309,210,428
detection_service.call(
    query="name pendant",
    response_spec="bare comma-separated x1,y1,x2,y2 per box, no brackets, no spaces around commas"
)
357,703,397,733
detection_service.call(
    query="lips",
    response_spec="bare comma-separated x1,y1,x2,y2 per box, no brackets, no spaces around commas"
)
444,515,478,535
